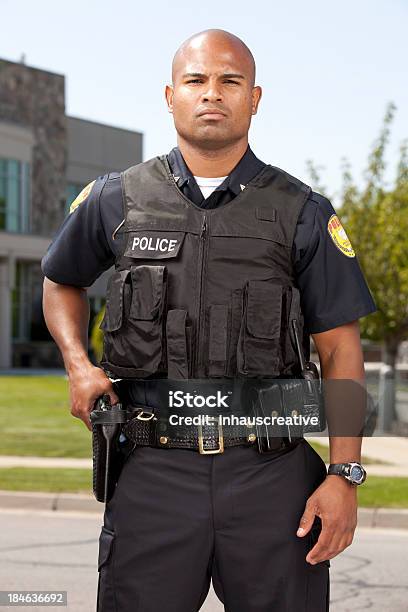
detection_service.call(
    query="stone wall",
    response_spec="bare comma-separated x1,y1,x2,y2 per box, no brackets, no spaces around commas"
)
0,59,67,235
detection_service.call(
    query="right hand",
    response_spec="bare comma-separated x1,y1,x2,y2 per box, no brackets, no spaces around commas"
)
68,364,120,430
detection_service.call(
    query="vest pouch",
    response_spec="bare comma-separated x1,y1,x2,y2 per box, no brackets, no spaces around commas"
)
100,265,167,378
166,309,190,380
208,304,229,377
237,280,283,377
99,269,130,333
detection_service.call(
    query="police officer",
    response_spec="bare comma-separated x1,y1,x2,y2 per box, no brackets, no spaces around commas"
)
42,29,376,612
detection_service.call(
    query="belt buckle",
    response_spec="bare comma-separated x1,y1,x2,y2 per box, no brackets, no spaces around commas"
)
198,416,224,455
135,409,155,421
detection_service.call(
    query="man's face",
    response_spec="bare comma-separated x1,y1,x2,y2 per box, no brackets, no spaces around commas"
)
166,36,262,150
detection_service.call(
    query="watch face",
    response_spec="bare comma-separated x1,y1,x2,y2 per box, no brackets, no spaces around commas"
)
350,465,364,482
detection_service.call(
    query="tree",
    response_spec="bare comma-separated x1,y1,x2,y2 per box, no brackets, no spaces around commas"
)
308,102,408,429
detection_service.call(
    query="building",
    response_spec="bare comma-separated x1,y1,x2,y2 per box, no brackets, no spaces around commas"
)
0,58,143,368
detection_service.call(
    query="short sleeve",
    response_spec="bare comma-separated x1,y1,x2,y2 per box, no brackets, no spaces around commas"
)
41,175,116,287
293,192,377,333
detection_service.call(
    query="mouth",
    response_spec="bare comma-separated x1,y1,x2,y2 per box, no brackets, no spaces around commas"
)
197,109,227,120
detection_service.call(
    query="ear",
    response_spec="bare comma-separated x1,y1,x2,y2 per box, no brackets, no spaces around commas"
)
165,84,174,113
251,85,262,115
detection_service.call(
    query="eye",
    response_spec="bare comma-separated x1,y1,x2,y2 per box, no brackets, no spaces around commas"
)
224,79,239,84
186,79,203,84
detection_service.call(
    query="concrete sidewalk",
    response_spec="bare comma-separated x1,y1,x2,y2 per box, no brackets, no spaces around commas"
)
0,456,92,469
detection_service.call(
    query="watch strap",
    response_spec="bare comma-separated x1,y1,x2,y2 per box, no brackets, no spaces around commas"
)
327,463,347,476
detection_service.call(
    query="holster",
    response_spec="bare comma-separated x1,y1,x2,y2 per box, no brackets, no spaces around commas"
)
90,394,129,503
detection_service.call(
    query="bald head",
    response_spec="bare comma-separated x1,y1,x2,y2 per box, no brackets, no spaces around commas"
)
172,29,256,87
165,29,262,152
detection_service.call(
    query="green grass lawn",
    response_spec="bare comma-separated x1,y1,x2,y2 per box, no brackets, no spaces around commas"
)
357,476,408,508
0,467,92,493
0,467,407,508
0,376,91,457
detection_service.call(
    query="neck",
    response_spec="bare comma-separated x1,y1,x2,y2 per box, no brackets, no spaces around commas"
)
177,137,249,177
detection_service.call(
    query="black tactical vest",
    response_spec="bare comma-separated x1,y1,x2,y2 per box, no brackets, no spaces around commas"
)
99,156,311,381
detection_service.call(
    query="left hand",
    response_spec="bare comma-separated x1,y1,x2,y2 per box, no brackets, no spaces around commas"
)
296,475,358,564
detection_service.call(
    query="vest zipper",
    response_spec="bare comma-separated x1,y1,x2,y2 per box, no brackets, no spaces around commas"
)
194,215,208,375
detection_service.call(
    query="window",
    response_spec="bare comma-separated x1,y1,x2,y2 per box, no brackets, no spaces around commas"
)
11,261,102,344
65,182,85,214
0,158,30,232
12,262,50,342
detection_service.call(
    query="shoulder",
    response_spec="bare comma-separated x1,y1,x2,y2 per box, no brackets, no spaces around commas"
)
306,190,335,214
99,172,122,205
68,173,123,237
299,191,351,250
123,156,164,175
67,173,109,216
122,156,172,187
265,165,311,198
297,190,336,229
303,189,333,212
69,172,122,212
293,191,338,266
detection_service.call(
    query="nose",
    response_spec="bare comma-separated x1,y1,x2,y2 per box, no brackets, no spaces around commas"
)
201,79,223,103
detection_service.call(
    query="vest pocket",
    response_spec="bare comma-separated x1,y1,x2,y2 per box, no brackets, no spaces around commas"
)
99,269,129,332
166,309,189,379
208,304,229,377
100,265,167,377
237,280,283,376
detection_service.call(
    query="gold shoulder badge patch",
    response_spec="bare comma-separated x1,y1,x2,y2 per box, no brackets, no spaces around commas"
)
327,214,355,257
69,180,96,214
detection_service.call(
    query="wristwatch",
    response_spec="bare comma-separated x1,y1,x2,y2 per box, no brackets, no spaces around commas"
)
327,462,367,485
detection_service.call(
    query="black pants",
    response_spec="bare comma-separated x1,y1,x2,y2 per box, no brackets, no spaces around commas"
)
96,438,330,612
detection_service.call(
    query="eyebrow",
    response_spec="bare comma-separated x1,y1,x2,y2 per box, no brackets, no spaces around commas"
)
182,72,246,80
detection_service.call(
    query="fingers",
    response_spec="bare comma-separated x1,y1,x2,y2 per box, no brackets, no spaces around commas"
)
83,409,92,432
296,500,317,537
306,519,355,565
72,397,93,431
69,367,120,430
106,387,120,406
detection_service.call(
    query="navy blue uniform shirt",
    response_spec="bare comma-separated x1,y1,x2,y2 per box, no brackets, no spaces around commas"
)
41,146,377,334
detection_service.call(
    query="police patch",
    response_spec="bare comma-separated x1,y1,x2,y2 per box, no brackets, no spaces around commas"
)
69,180,96,214
327,214,355,258
124,231,186,259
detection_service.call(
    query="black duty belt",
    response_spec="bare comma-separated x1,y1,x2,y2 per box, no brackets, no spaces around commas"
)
90,393,306,503
120,405,303,455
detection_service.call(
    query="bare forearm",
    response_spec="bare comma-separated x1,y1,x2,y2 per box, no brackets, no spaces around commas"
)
42,277,118,429
42,277,92,375
313,322,367,464
299,326,363,560
321,344,364,463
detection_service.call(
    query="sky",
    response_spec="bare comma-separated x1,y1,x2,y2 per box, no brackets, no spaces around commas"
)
1,0,407,204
